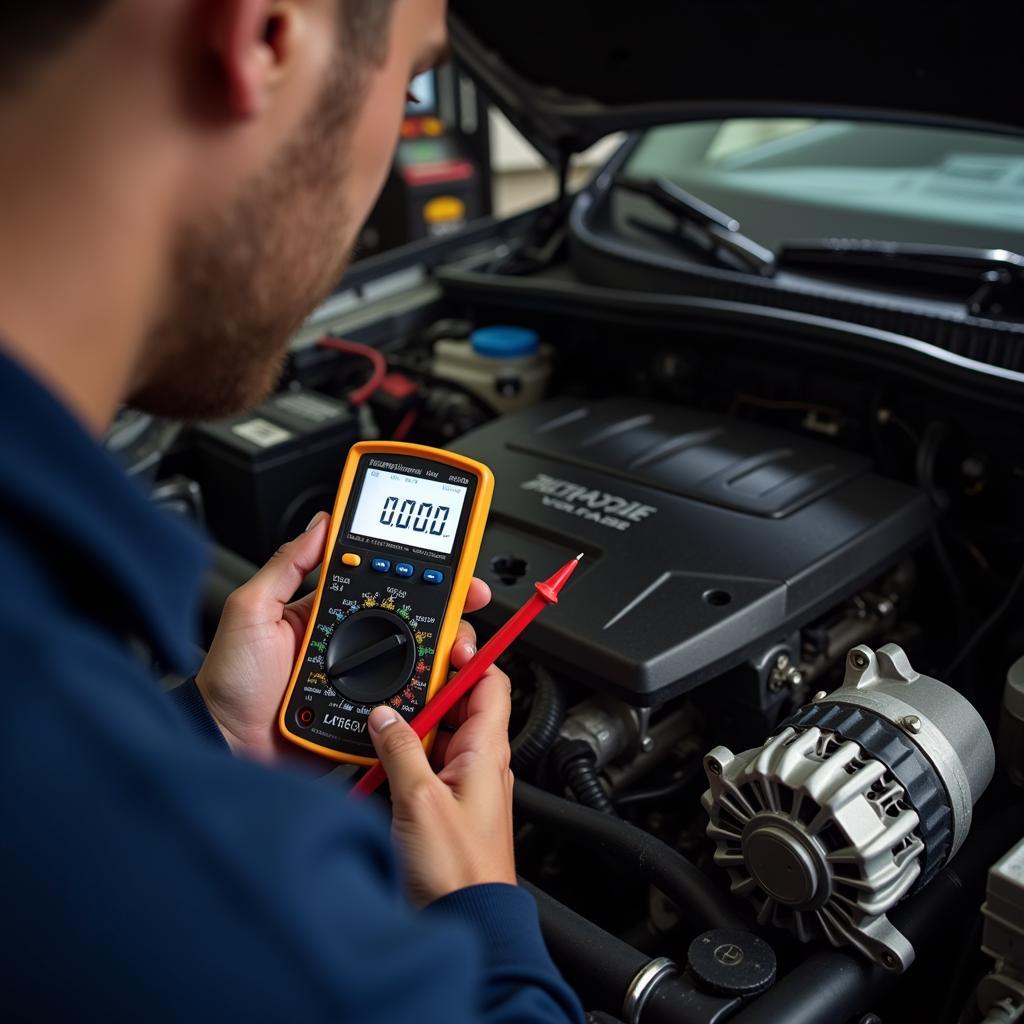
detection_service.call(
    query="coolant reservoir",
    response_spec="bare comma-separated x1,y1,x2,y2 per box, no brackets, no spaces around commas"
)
432,325,553,415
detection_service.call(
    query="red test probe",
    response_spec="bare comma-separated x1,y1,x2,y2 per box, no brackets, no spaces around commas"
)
351,552,583,798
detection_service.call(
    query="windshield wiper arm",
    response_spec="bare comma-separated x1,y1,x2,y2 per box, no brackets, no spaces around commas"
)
777,239,1024,318
608,181,1024,318
613,175,776,277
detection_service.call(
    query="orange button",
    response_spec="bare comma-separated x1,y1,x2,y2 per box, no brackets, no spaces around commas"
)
422,117,444,137
342,553,362,567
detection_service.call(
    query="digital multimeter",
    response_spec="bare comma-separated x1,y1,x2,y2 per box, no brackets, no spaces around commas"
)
278,441,493,764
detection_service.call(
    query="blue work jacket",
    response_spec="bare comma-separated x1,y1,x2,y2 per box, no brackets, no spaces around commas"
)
0,350,582,1024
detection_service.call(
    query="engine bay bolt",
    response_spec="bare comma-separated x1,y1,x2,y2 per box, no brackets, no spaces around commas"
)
812,690,828,702
706,757,722,776
876,600,894,617
641,736,655,753
769,652,804,692
849,650,870,670
899,715,922,735
880,951,899,971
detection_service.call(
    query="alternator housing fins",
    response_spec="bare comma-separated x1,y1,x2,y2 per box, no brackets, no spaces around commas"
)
702,643,994,972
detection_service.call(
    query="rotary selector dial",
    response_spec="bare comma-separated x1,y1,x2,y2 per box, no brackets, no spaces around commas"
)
325,608,416,705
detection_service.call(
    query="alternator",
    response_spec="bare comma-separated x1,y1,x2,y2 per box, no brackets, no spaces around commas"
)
702,643,994,972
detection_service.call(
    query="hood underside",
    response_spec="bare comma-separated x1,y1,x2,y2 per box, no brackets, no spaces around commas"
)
448,2,1024,164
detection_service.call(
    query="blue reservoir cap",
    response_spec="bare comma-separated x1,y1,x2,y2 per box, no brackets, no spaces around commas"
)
470,325,540,359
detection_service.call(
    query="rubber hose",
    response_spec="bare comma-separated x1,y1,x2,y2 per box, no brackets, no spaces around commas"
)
511,666,567,778
524,880,741,1024
564,753,617,814
514,779,745,932
523,880,647,1011
552,738,617,814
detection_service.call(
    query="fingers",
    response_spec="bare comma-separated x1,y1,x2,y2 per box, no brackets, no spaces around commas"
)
449,579,489,664
464,665,513,739
281,591,318,646
463,577,491,615
286,591,317,619
451,620,478,666
436,666,513,783
442,693,473,730
429,692,471,768
236,513,329,609
368,706,437,800
429,727,453,769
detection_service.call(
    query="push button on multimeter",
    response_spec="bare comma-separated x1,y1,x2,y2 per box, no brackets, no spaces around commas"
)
422,569,444,585
394,563,414,578
341,552,362,567
371,558,391,573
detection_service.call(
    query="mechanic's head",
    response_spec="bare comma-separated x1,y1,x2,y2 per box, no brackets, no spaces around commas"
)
1,1,447,420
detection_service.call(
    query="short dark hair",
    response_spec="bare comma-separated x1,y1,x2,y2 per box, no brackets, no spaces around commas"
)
1,0,397,92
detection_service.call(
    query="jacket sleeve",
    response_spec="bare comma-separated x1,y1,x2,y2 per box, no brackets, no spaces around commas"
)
167,674,230,749
163,675,582,1023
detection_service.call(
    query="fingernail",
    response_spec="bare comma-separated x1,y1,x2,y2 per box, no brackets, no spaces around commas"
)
369,706,399,732
461,643,477,659
305,511,327,533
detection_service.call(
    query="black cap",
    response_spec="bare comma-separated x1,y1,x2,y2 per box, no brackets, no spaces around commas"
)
687,929,777,997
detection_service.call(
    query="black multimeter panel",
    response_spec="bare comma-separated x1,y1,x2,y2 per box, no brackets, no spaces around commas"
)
283,452,478,759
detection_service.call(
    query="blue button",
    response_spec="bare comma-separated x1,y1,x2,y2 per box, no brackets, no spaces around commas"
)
371,558,391,573
422,569,445,585
395,563,414,578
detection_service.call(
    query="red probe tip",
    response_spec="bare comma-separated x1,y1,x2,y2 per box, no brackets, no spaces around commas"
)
534,553,583,603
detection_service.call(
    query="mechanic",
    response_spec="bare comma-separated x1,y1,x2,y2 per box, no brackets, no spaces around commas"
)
0,2,583,1022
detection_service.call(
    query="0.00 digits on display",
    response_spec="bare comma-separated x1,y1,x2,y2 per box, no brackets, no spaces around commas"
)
380,497,450,536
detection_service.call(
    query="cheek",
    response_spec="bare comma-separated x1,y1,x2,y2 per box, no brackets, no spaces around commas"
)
346,78,408,221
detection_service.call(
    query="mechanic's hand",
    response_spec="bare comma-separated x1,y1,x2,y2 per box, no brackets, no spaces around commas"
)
195,512,331,762
196,512,498,767
367,621,516,906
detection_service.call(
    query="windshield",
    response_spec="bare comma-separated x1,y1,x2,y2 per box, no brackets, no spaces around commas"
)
623,119,1024,253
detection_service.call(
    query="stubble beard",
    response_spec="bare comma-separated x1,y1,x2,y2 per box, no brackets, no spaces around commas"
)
131,62,359,421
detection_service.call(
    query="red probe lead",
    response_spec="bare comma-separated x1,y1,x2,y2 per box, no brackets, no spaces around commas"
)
351,553,584,798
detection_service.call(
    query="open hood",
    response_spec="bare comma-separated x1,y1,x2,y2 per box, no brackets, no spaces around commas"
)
448,2,1024,166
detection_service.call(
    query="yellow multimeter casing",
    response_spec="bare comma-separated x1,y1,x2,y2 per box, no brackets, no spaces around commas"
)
278,441,493,764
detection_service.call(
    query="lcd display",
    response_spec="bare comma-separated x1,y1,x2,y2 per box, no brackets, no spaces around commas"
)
349,468,467,555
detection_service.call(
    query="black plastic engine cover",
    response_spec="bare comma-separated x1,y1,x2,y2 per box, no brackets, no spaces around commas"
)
453,397,931,704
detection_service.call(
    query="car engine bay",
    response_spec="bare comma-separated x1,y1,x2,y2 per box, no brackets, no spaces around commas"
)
124,213,1024,1023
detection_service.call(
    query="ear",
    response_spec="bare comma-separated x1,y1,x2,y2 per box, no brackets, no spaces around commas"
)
206,0,310,118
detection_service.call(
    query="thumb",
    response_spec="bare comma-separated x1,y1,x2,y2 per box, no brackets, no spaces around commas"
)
368,707,436,799
242,512,329,607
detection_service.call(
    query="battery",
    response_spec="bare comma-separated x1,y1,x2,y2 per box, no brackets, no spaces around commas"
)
193,388,359,564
